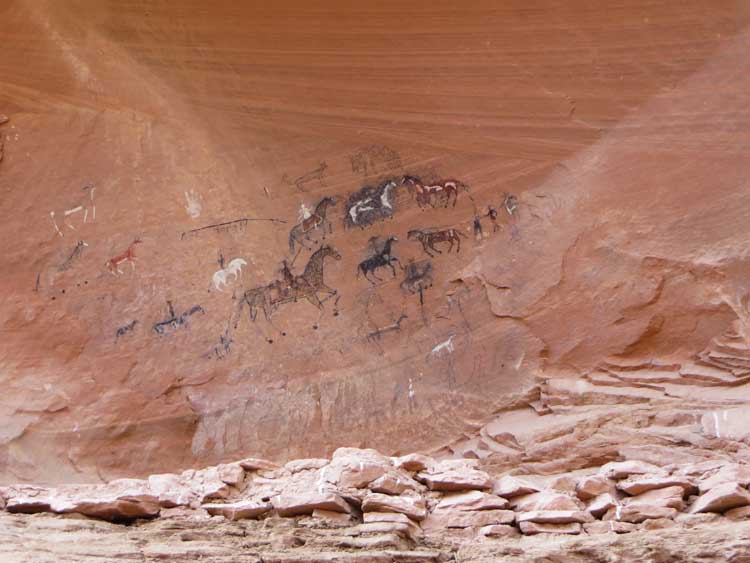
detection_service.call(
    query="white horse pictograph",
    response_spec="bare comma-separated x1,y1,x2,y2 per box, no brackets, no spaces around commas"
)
211,258,247,291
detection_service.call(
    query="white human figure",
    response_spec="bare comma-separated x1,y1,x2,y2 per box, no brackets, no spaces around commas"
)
298,203,313,222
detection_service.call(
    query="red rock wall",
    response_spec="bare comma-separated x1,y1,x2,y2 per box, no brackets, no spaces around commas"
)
1,1,749,483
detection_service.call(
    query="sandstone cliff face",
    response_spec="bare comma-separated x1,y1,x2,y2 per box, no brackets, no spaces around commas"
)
1,0,750,487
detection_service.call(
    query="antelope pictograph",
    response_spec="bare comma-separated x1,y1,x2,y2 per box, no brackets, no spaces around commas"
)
50,184,96,237
106,238,141,275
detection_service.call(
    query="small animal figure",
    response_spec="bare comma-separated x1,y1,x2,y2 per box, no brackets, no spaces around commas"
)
358,236,399,283
403,175,465,208
407,228,467,257
211,258,247,291
283,161,328,192
367,314,408,341
106,238,142,275
59,240,89,271
115,320,138,339
50,184,96,237
153,300,205,335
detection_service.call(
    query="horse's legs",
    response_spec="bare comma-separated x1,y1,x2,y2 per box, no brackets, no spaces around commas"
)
455,235,461,253
367,270,382,284
309,293,324,310
50,212,63,237
429,241,442,254
319,284,337,297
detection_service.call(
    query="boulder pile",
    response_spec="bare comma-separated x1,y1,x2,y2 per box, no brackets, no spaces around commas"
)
3,447,750,545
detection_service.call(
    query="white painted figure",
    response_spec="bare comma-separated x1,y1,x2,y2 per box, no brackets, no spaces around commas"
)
50,184,95,237
185,190,202,219
212,258,248,291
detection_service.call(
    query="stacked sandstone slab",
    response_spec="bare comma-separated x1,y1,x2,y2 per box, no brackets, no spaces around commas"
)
2,448,750,544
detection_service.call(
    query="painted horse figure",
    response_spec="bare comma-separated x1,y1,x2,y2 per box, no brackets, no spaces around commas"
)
358,236,399,284
345,179,398,228
211,258,247,291
236,245,342,324
288,196,338,253
407,227,467,257
403,175,466,208
107,238,142,275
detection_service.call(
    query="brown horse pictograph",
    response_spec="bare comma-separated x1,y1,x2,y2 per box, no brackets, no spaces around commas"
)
407,228,467,257
236,245,342,324
403,175,467,208
106,238,141,275
288,196,338,253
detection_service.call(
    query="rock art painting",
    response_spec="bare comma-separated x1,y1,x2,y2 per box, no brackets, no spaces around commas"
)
106,238,141,275
282,161,327,192
357,236,399,284
49,184,96,237
349,144,402,177
180,217,286,240
0,114,8,163
344,179,398,228
503,193,519,216
211,258,247,291
58,240,89,271
431,334,455,356
366,313,407,342
407,227,467,257
288,196,337,253
184,190,202,219
400,259,434,305
403,175,467,208
115,320,137,339
236,245,341,324
152,300,205,335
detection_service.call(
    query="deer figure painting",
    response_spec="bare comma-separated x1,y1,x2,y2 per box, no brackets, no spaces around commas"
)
106,238,142,275
50,184,96,237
